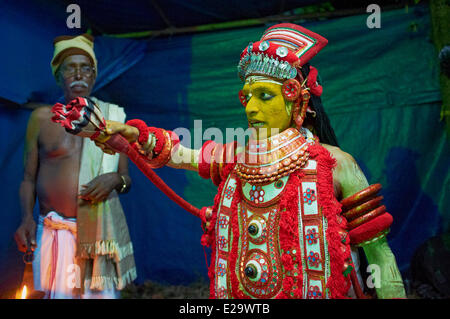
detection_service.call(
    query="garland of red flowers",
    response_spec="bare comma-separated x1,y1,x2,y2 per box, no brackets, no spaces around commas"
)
277,169,304,298
228,175,250,299
201,162,236,298
308,143,352,298
125,119,150,144
202,143,241,298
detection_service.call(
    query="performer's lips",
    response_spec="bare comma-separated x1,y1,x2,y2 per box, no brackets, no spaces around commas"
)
249,120,265,128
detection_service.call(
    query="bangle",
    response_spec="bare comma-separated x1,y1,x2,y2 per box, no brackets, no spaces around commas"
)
142,133,156,157
348,213,393,245
346,205,386,230
148,127,165,155
167,130,180,155
341,184,382,210
343,195,384,221
119,175,127,193
210,143,223,186
198,141,215,179
146,129,173,168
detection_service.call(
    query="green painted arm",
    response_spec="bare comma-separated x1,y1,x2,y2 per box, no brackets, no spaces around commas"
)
362,237,407,299
325,145,407,298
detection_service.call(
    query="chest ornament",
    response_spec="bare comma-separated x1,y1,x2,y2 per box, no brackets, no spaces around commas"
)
235,128,312,185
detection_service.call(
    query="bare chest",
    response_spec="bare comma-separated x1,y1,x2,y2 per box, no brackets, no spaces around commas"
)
38,124,82,161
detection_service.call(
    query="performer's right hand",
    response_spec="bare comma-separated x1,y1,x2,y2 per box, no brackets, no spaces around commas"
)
94,120,139,155
14,218,37,253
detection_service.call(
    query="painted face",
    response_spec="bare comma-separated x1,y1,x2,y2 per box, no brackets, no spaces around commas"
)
57,54,96,103
241,81,291,139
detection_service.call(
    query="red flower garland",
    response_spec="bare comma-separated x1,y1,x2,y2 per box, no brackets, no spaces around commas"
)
308,143,352,299
201,162,236,298
125,119,150,144
228,175,251,299
125,122,181,166
277,170,304,298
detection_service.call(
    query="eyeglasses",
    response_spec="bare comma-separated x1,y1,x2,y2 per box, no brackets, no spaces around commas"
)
60,65,95,78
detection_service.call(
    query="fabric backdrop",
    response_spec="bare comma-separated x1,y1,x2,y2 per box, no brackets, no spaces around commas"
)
0,2,448,296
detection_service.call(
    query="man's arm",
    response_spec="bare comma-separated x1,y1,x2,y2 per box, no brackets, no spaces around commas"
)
79,153,132,203
14,108,43,252
116,153,131,194
326,145,406,299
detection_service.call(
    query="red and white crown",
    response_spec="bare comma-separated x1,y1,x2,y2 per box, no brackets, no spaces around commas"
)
238,23,328,81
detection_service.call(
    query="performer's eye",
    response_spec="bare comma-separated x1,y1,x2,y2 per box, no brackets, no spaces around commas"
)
260,92,274,101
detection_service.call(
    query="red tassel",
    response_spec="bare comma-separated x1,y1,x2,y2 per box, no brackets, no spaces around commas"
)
307,66,323,96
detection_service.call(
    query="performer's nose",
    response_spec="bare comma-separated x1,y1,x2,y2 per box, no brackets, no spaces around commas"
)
245,100,259,118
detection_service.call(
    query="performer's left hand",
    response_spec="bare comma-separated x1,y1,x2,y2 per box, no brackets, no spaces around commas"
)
79,172,122,204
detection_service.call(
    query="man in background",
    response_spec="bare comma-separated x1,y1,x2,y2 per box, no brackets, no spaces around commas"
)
14,34,136,299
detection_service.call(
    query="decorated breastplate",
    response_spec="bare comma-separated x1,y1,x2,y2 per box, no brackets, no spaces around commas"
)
213,129,334,299
235,128,309,184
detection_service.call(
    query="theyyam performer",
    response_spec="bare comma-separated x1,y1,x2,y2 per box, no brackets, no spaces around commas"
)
53,24,406,298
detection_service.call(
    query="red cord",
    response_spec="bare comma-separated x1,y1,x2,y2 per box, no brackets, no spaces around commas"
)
106,134,201,218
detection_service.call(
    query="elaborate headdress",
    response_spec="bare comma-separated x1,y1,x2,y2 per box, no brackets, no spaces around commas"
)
237,23,328,131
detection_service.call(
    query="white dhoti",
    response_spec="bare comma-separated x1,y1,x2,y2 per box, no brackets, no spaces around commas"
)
33,211,119,299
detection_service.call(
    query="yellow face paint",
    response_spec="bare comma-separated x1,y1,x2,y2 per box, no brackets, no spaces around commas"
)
241,81,291,139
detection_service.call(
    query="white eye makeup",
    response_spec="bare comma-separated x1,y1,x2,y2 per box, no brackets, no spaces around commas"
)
260,92,274,101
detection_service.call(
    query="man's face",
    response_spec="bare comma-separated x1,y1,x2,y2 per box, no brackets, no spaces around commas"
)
58,54,96,103
241,81,291,139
